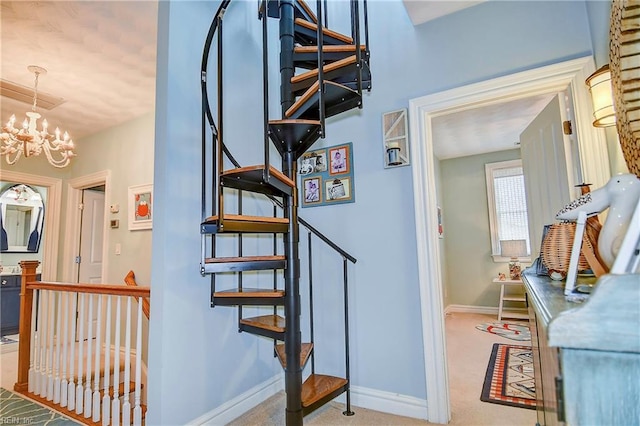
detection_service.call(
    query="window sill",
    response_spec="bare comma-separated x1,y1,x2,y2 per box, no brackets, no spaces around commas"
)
492,255,532,263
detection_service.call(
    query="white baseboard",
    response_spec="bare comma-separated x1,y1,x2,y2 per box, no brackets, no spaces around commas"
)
444,304,497,315
190,375,283,425
334,385,428,420
188,377,428,424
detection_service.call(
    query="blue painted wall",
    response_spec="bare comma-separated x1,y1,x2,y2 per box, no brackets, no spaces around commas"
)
147,1,607,423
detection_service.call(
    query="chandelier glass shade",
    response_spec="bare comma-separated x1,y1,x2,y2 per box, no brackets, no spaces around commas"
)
1,66,76,168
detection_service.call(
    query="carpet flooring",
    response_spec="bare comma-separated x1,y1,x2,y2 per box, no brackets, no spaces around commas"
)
480,343,536,410
0,388,81,425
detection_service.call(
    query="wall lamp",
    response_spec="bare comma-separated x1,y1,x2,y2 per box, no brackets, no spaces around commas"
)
585,64,616,128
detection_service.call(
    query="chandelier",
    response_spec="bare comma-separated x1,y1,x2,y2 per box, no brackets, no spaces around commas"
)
1,65,76,168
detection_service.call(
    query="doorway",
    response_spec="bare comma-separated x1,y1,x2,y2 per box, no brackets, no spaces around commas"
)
408,57,611,423
62,171,111,284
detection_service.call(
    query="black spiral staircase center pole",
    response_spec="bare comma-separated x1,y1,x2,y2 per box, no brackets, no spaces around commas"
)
279,1,303,425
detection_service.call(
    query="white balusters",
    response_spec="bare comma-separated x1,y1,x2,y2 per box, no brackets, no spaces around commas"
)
67,294,77,411
28,289,39,393
53,291,62,404
122,297,132,426
20,285,147,426
84,294,94,418
102,295,112,426
76,293,85,415
93,295,103,422
133,298,143,426
36,290,47,396
112,296,121,426
46,290,55,400
60,292,69,407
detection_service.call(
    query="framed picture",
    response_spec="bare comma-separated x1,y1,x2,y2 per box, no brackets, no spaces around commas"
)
303,177,321,204
128,184,153,230
325,177,352,202
300,149,327,175
329,145,350,175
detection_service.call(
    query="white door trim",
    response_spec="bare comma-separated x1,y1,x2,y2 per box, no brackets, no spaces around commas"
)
62,170,111,283
408,56,610,424
0,170,62,281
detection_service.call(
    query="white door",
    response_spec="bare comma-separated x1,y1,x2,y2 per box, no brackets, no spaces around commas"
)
78,188,105,337
520,93,576,259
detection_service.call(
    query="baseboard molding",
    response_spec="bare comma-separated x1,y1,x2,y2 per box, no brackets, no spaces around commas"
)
444,304,497,315
334,385,428,420
190,375,283,425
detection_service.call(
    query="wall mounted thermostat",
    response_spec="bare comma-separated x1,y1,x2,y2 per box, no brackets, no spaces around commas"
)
110,204,120,213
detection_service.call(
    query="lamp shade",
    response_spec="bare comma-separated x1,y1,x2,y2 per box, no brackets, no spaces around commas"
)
585,64,616,127
500,239,528,259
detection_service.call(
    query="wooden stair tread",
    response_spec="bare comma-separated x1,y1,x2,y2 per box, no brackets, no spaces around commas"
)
214,287,284,297
203,214,289,224
206,255,285,264
291,55,357,85
301,374,348,408
275,343,313,368
285,80,360,119
294,44,366,54
296,0,317,23
221,165,295,188
239,314,285,333
295,18,353,44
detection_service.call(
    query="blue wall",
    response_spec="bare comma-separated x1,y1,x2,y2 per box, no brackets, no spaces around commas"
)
148,1,606,423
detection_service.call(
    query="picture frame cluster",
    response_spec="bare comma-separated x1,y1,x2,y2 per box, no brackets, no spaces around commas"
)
300,142,355,208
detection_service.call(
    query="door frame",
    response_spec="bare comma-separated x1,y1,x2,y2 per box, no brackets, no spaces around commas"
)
408,56,611,423
0,170,62,281
62,170,111,283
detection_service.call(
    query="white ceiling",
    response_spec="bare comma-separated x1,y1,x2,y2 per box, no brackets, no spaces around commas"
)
1,1,158,142
1,0,549,160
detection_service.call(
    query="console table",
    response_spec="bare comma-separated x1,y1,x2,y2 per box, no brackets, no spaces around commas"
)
522,269,640,425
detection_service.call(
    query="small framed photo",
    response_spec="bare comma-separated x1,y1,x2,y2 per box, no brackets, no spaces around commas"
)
325,178,352,202
303,177,321,204
128,184,153,230
329,145,350,175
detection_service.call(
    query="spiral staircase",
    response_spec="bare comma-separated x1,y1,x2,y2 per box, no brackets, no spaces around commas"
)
199,1,370,424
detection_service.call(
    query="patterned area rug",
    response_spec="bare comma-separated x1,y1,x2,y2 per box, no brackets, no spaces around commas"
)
480,343,536,410
476,322,531,341
0,388,80,425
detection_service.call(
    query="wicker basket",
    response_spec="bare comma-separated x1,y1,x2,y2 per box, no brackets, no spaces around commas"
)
541,220,601,275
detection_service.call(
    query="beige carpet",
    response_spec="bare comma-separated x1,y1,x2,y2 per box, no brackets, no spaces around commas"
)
228,312,537,425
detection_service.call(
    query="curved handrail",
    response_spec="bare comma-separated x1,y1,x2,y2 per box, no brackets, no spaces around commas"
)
200,0,358,264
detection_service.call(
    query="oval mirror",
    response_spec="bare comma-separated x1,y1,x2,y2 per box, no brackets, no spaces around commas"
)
0,184,45,253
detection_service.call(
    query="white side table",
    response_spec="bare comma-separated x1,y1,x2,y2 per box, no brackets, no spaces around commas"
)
493,278,528,321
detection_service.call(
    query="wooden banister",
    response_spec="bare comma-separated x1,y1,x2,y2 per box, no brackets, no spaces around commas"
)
15,260,39,392
26,281,150,298
123,270,150,320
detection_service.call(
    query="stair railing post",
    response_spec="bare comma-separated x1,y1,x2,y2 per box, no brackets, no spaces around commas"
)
15,260,39,393
352,0,363,99
342,258,354,416
216,14,225,231
261,0,271,183
316,0,326,136
283,149,303,426
307,231,315,375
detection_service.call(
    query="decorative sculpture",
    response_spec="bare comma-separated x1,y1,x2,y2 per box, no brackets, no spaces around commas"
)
556,173,640,267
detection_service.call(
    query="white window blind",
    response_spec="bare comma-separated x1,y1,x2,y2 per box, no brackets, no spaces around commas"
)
485,160,531,259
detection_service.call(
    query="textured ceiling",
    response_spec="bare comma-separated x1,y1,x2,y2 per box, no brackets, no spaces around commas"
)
1,0,549,160
432,94,556,160
0,1,158,141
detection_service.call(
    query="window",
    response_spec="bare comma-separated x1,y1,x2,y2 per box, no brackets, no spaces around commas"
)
485,159,531,261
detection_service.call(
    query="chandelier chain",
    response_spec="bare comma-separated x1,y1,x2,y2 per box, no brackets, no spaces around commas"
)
32,70,40,112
